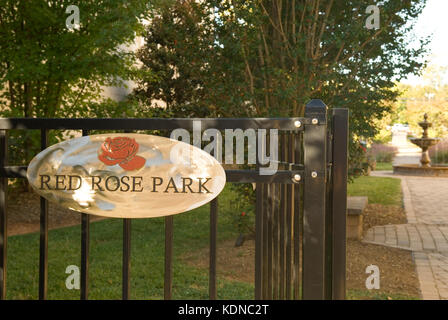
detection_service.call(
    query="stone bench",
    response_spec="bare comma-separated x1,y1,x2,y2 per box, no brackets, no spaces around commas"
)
347,196,368,240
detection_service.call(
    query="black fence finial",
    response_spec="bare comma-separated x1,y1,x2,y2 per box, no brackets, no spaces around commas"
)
305,100,327,123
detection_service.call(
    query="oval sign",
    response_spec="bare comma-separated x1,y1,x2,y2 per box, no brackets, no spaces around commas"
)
27,134,226,218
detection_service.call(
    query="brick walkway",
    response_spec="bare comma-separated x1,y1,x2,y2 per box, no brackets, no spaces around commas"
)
366,171,448,300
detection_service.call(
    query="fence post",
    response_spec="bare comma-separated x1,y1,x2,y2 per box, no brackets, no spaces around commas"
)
302,99,327,299
330,108,349,299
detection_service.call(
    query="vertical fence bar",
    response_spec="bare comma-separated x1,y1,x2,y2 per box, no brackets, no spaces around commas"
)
209,198,218,300
262,183,269,299
330,109,348,300
279,133,286,299
80,130,91,295
0,130,7,300
80,214,90,300
122,129,132,300
80,130,90,300
255,127,267,300
164,216,173,300
122,219,131,300
285,131,293,300
267,184,273,299
262,132,270,299
254,181,263,299
293,132,302,300
39,129,49,300
262,132,271,300
302,100,327,300
272,183,279,300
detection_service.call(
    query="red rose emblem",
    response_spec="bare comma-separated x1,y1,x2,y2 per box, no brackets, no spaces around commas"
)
359,145,367,153
98,137,146,171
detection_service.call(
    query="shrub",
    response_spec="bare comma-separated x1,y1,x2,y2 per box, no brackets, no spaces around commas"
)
228,183,255,237
429,139,448,164
367,144,397,163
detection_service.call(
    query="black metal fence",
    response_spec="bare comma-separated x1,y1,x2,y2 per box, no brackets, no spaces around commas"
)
0,99,348,300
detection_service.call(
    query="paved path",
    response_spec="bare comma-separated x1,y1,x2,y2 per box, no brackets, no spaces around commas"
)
392,143,420,166
364,149,448,299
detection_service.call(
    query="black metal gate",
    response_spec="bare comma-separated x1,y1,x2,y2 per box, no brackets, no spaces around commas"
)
0,99,348,300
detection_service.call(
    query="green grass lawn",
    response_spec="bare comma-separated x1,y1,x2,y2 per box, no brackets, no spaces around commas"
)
6,185,253,300
6,177,406,300
374,162,393,171
348,176,402,206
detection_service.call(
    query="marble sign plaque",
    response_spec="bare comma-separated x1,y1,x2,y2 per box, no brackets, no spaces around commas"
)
27,134,226,218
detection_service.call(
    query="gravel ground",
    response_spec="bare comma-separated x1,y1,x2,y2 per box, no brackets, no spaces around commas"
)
182,204,420,299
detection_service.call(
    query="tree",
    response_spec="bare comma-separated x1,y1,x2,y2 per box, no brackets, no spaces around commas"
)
134,0,429,177
394,64,448,139
0,0,151,166
134,0,429,132
133,0,251,117
0,0,152,118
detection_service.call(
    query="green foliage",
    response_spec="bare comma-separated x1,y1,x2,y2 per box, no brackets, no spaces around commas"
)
133,0,429,173
228,183,256,236
135,0,429,118
0,0,431,185
394,65,448,139
133,0,252,117
373,130,393,144
429,138,448,164
0,0,150,117
0,0,152,170
348,140,369,178
367,143,397,163
431,151,448,164
372,151,394,163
